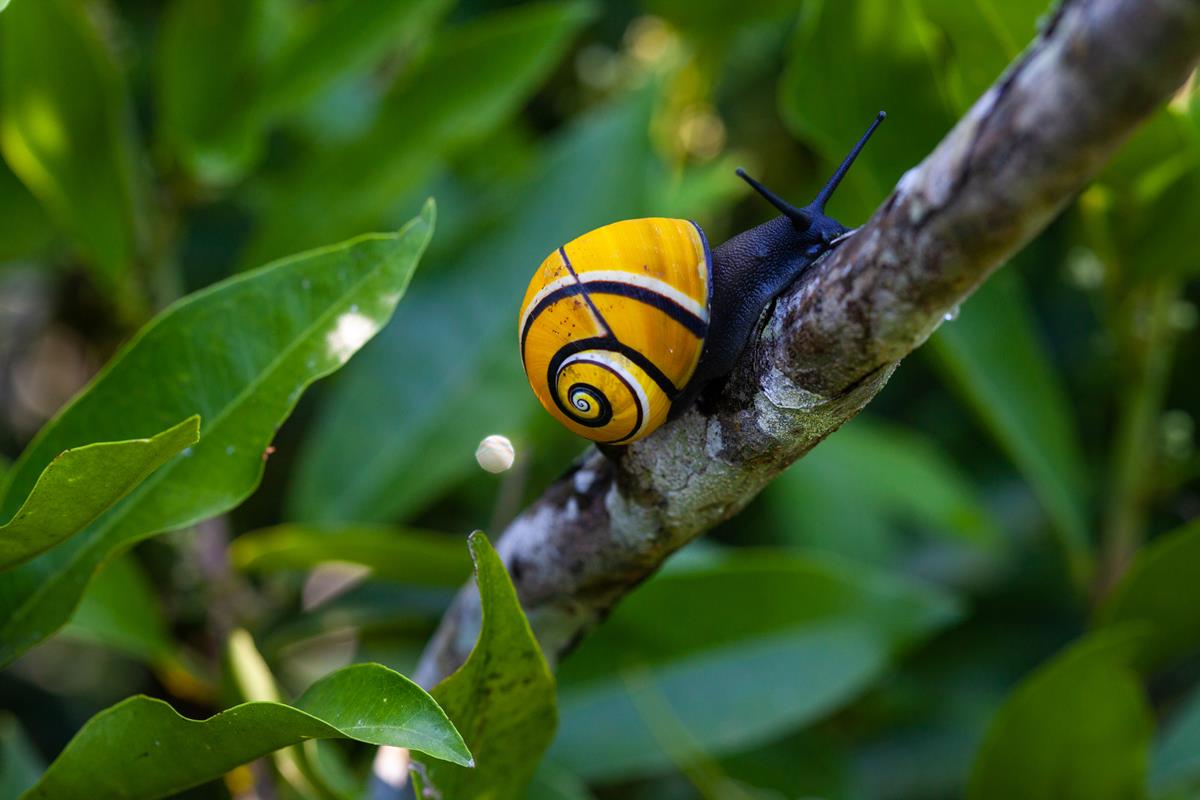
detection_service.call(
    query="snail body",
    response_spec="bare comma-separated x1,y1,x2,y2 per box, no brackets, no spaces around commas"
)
519,113,885,445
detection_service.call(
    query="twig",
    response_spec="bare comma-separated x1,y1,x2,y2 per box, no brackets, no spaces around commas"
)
414,0,1200,688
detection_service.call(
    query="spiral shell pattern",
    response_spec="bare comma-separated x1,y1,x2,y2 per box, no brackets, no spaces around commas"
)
518,218,711,444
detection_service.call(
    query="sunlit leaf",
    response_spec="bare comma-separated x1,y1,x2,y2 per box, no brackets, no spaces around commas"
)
231,523,470,586
23,662,471,800
0,0,146,301
0,202,435,665
417,532,556,799
287,86,657,523
929,268,1092,583
551,549,961,780
967,629,1152,800
0,417,198,571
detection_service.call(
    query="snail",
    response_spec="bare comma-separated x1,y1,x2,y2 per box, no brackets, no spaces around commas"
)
519,112,885,445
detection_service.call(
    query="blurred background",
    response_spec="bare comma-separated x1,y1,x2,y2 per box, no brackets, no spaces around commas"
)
0,0,1198,798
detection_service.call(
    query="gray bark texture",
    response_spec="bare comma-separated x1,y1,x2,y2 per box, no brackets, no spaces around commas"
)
413,0,1200,688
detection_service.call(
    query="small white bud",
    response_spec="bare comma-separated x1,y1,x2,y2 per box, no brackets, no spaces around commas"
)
475,434,515,473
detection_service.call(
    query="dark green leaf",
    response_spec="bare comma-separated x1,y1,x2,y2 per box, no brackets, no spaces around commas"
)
929,268,1092,582
156,0,274,184
63,555,174,666
230,523,470,586
762,416,1001,562
1151,680,1200,797
23,662,471,800
780,0,956,217
0,156,54,263
243,0,595,266
0,417,198,571
157,0,449,184
0,714,43,799
1096,520,1200,669
0,0,146,299
257,0,452,123
917,0,1045,110
551,549,961,780
418,532,557,799
287,86,658,523
0,202,435,666
967,629,1152,800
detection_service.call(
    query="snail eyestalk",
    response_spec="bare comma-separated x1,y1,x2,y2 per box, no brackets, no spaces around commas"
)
811,110,886,212
735,168,813,231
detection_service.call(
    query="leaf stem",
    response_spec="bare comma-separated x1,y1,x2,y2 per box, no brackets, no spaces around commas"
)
1096,279,1180,597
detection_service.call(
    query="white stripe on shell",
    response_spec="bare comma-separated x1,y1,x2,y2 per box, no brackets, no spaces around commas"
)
519,268,709,337
559,350,650,442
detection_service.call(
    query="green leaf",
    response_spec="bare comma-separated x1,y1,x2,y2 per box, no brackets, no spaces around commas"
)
0,714,43,799
550,549,960,781
156,0,274,184
0,0,146,299
1096,520,1200,670
256,0,452,123
0,201,436,666
929,268,1092,583
157,0,449,184
230,523,470,586
0,156,54,263
288,86,657,523
63,555,174,666
243,0,594,266
762,416,1001,562
1151,680,1200,797
967,629,1152,800
779,0,956,216
0,417,199,571
916,0,1045,110
418,532,557,799
23,662,472,800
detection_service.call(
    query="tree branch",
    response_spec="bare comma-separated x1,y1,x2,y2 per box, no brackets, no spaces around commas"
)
414,0,1200,688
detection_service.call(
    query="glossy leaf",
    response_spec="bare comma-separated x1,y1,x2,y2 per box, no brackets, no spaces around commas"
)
63,555,174,666
418,532,557,799
762,416,1001,562
243,0,595,266
288,86,657,522
0,417,198,571
23,662,471,800
929,268,1092,582
1097,519,1200,669
0,0,145,297
230,523,470,586
967,629,1152,800
1151,680,1200,797
0,202,435,666
550,549,961,780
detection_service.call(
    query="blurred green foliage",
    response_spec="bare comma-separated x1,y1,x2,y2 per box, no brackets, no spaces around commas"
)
0,0,1197,798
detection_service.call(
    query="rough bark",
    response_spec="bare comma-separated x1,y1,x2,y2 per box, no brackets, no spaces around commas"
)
414,0,1200,688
